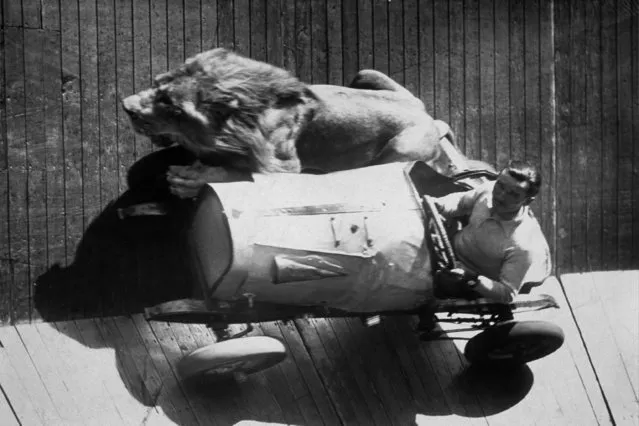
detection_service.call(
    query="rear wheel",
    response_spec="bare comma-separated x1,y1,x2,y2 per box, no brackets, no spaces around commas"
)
177,336,287,379
464,320,564,366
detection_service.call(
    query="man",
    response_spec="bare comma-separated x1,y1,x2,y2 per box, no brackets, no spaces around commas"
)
433,160,551,302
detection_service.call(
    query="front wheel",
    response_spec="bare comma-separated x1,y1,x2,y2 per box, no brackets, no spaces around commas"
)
177,336,287,379
464,320,564,366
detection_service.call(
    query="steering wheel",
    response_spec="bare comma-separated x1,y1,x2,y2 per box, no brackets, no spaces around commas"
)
422,195,456,270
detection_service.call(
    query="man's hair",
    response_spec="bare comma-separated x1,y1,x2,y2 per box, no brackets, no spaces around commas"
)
504,160,541,197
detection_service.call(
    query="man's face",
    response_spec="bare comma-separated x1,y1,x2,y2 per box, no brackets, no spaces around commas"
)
492,170,533,216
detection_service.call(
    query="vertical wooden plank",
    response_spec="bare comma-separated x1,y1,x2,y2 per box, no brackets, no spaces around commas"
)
41,0,60,30
449,0,466,150
97,0,119,211
525,0,542,218
5,25,30,323
554,0,573,273
539,0,557,266
281,0,296,73
617,0,634,268
419,0,435,118
234,0,250,56
433,0,450,122
387,0,404,85
150,0,168,77
266,0,282,67
201,0,218,50
251,0,268,61
479,0,496,165
464,0,481,159
22,0,42,29
79,0,101,226
403,0,419,96
114,0,137,314
357,0,374,71
600,0,619,270
509,0,525,161
184,0,201,58
167,0,185,66
0,9,11,324
585,0,603,270
295,0,312,80
24,28,47,322
60,0,83,267
372,0,389,75
133,0,153,159
494,0,510,169
571,0,588,272
42,6,66,316
342,0,358,83
217,0,234,49
2,0,22,26
633,0,639,267
327,0,342,85
116,0,135,186
311,0,327,82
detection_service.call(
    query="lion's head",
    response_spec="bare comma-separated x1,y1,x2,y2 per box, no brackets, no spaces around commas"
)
122,48,317,172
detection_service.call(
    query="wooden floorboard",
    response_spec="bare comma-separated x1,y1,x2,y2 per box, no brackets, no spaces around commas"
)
0,273,632,425
561,270,639,426
0,387,19,426
0,325,59,425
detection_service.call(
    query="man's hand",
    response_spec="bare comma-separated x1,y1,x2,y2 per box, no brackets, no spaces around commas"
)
166,162,229,198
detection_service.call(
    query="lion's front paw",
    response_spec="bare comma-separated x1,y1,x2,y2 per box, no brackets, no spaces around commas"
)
166,164,230,198
167,165,207,198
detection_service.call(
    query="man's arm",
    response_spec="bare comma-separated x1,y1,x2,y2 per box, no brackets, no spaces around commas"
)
469,248,541,303
433,186,482,218
468,276,518,303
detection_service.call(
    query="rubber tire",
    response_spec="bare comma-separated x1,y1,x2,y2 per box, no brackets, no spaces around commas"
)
177,336,287,379
464,320,564,366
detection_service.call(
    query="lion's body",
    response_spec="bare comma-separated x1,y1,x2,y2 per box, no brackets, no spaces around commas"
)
297,84,439,172
121,48,488,197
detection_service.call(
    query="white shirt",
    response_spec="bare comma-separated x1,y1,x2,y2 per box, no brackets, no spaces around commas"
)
436,181,551,294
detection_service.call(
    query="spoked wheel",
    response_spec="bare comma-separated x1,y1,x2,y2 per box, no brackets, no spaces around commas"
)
177,336,287,379
464,320,564,366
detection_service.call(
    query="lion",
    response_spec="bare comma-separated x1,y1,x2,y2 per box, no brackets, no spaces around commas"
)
122,48,482,198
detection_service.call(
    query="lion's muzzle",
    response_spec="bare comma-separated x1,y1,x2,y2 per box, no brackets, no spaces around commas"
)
121,89,159,136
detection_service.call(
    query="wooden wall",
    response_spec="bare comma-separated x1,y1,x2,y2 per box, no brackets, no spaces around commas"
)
0,0,637,324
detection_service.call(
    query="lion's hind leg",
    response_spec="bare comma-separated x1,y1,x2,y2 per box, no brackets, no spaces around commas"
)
368,124,443,168
348,69,413,97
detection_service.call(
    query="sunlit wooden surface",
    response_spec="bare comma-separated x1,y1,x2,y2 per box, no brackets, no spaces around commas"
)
2,273,636,425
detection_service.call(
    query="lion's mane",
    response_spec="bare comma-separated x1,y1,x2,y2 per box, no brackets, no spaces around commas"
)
152,49,317,173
